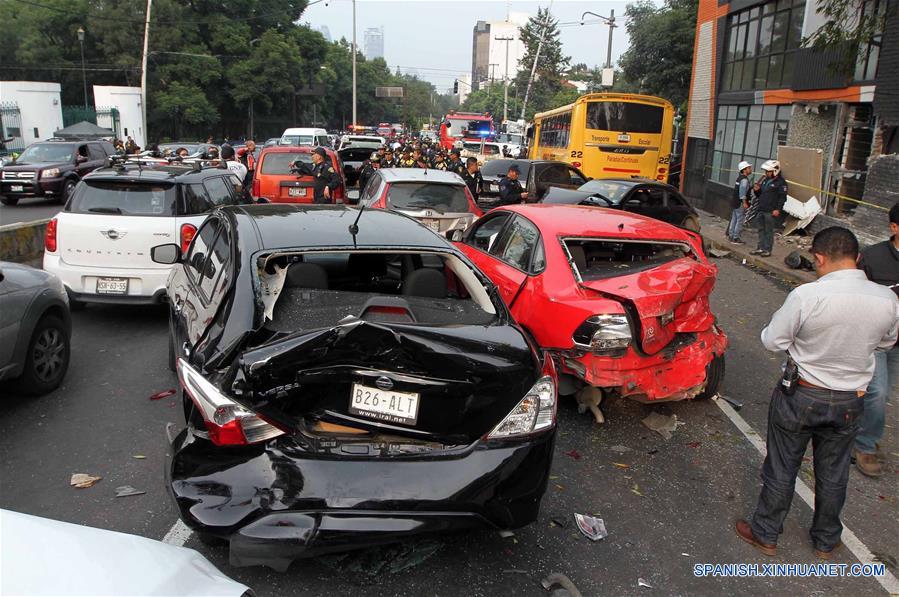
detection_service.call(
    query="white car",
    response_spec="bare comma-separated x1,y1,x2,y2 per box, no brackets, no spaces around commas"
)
460,141,504,164
43,160,247,307
338,134,385,151
1,509,251,596
279,127,329,147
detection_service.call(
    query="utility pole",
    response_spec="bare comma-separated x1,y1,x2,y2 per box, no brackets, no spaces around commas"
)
581,9,617,78
77,28,88,109
139,0,152,145
495,35,514,122
352,0,357,127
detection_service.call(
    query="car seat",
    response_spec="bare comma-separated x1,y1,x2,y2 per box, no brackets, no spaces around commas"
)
403,268,447,298
285,262,329,289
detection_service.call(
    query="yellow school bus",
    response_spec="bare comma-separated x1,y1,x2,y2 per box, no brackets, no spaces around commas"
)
529,93,675,181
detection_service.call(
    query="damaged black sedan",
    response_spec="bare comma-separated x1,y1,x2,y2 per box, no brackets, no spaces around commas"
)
153,204,557,571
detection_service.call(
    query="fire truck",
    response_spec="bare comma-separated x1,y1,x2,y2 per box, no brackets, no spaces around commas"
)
439,111,495,150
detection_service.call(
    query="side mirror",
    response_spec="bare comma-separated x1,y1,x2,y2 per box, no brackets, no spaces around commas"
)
151,243,182,265
445,230,463,242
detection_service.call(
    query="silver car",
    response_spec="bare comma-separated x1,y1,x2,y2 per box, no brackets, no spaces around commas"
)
0,261,71,395
360,168,481,237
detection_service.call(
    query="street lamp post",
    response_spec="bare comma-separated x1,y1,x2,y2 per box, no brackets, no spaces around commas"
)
77,27,88,109
581,9,617,83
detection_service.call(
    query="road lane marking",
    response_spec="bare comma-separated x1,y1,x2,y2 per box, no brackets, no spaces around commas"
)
714,397,899,594
162,519,193,547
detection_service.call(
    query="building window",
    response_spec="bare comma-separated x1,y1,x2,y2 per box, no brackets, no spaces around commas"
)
853,0,884,82
539,112,572,148
33,127,39,138
710,104,791,185
721,0,805,91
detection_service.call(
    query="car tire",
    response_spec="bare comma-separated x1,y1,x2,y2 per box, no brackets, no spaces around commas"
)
682,216,701,233
61,179,77,205
695,354,725,400
13,315,70,396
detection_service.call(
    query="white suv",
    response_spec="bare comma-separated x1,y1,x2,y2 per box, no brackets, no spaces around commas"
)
43,160,247,307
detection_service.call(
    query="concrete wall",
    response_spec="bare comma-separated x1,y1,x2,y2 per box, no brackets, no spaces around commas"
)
785,104,838,188
0,81,63,147
93,85,144,147
0,219,49,267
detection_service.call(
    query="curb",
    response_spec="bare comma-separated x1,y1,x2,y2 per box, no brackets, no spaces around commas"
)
0,217,51,265
706,237,814,286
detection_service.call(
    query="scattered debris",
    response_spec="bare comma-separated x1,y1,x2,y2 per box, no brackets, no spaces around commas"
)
114,485,146,498
872,552,897,569
687,441,701,449
638,577,654,589
574,514,608,541
498,530,515,538
542,572,584,597
610,445,632,453
551,516,569,529
70,473,102,489
681,552,691,557
784,250,815,271
709,248,731,258
714,394,744,411
641,412,682,440
741,258,747,265
564,449,582,460
612,462,630,469
631,484,644,497
647,449,659,455
132,455,146,459
149,389,176,401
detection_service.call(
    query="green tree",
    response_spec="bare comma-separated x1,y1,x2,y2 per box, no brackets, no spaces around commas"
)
806,0,893,74
617,0,698,109
513,8,572,120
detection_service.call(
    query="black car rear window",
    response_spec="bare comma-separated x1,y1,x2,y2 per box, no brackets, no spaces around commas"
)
261,153,313,175
480,160,530,177
387,183,469,213
68,181,178,216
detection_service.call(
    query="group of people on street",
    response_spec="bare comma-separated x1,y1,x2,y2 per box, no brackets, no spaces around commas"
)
727,159,788,257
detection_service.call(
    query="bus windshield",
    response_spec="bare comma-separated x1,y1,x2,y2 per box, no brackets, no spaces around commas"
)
585,102,664,134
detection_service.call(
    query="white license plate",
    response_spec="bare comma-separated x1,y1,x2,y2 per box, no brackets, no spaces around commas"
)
96,277,129,295
349,383,420,425
617,134,631,143
489,184,499,192
288,187,307,197
10,185,23,192
421,218,440,232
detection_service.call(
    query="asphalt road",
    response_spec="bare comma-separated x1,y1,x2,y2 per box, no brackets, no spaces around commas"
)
0,196,62,226
1,258,896,596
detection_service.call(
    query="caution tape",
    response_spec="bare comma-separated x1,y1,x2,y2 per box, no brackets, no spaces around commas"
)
705,165,890,212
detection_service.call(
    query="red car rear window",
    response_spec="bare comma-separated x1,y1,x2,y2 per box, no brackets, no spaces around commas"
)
260,153,313,175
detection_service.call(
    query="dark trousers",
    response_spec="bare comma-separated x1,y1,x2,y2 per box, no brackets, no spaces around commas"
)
750,385,862,551
757,212,776,252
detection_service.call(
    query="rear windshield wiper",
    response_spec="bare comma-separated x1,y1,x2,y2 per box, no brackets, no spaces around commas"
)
86,206,123,214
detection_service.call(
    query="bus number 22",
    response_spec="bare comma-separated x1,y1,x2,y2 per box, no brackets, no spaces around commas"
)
570,150,583,159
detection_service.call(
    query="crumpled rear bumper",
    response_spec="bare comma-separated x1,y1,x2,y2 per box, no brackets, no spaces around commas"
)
560,326,728,402
167,426,554,570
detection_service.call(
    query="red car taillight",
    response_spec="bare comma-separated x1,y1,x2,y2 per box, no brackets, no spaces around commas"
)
44,218,58,253
177,358,285,446
180,223,197,254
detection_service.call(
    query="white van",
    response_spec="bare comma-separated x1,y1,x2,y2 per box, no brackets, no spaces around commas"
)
279,128,330,147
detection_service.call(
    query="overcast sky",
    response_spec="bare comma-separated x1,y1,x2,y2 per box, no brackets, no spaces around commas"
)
301,0,631,92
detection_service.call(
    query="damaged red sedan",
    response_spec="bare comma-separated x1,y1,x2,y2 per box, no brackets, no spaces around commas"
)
457,204,727,409
153,204,557,570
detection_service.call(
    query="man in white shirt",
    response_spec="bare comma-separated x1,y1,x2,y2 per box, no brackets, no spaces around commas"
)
220,144,247,183
735,226,898,560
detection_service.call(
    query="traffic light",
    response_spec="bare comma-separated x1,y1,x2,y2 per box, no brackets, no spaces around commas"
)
453,80,459,94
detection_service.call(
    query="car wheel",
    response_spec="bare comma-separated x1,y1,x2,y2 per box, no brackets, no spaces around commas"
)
1,195,18,206
695,354,725,400
682,216,701,233
61,179,77,205
13,315,70,396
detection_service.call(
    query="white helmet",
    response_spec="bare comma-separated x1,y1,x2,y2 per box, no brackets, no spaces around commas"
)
760,159,780,174
737,161,752,172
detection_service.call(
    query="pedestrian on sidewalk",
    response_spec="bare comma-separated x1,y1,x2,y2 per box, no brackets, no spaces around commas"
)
735,226,899,560
751,160,787,257
854,202,899,477
728,161,753,244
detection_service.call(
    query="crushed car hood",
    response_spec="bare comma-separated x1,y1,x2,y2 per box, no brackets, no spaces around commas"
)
579,257,717,355
233,318,537,444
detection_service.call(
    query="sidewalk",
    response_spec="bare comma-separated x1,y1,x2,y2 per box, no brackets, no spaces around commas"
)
698,208,816,286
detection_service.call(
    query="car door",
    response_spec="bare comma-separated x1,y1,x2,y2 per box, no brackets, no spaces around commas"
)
534,163,577,199
178,216,233,346
621,185,668,223
0,267,26,371
664,189,696,228
74,144,92,177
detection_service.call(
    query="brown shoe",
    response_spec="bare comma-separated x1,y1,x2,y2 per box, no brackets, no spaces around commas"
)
735,520,776,556
815,541,843,560
854,450,883,477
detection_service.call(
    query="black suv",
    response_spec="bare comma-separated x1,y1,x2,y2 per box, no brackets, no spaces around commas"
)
477,159,590,209
0,139,115,206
